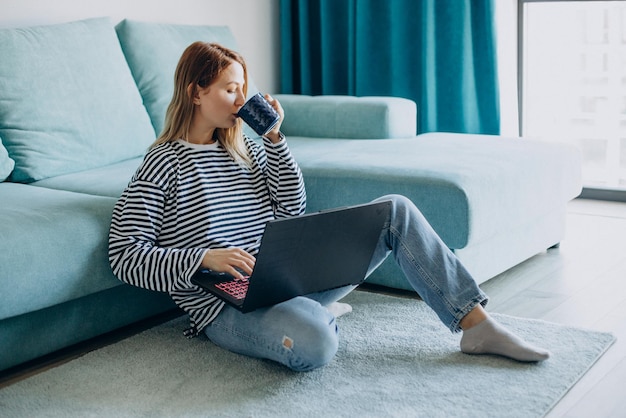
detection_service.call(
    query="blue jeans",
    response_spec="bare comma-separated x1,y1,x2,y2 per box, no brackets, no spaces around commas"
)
204,195,488,371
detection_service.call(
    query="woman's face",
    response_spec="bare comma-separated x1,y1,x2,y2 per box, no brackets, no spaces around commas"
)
193,61,246,132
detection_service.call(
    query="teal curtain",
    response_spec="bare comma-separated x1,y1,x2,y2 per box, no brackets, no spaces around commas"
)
280,0,500,135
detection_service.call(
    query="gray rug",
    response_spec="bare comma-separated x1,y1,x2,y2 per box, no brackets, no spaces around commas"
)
0,290,616,418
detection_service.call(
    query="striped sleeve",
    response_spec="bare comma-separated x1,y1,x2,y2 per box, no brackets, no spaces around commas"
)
108,182,206,293
108,148,205,293
259,135,306,218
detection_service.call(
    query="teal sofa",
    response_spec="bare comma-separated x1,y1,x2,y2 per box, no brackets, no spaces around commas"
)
0,18,582,373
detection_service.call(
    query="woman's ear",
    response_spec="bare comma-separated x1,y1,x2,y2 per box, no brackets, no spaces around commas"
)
187,83,200,105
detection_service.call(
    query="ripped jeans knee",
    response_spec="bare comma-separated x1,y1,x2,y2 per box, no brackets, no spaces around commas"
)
205,296,339,372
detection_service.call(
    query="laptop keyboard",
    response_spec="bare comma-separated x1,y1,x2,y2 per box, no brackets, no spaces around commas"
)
215,276,250,300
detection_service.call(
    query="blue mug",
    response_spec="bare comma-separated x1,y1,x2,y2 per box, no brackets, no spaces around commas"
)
237,93,280,136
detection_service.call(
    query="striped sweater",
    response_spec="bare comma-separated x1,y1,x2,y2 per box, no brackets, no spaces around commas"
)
108,135,306,335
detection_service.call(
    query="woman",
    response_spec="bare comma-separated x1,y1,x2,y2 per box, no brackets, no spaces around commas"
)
109,42,550,372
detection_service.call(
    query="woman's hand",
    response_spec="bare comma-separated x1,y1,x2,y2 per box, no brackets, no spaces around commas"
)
263,94,284,143
201,248,256,279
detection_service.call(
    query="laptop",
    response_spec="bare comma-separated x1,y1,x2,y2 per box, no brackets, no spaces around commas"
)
191,200,391,313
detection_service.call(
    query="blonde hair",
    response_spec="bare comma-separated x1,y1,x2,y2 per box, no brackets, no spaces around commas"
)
153,42,251,165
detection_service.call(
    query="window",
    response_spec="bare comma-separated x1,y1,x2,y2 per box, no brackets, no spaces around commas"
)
521,0,626,195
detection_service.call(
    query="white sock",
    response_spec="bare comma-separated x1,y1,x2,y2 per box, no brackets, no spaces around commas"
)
460,317,550,362
327,302,352,318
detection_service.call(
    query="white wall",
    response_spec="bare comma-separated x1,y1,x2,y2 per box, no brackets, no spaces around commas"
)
495,0,520,137
0,0,280,93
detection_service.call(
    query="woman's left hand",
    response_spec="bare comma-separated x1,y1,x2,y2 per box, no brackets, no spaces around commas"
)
263,94,284,143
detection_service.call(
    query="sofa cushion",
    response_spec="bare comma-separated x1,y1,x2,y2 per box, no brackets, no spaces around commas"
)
275,94,417,139
0,183,123,321
116,20,259,138
288,132,582,249
0,18,155,183
32,157,143,198
0,137,14,181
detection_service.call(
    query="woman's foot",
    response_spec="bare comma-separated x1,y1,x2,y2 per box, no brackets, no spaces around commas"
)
460,316,551,362
327,302,352,318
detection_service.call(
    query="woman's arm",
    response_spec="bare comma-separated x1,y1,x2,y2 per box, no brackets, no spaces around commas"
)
108,179,207,292
253,95,306,218
261,135,307,218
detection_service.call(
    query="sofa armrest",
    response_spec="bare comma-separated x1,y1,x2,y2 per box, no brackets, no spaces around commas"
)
274,94,417,139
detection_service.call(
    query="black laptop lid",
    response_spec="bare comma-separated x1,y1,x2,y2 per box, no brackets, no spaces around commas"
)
240,200,391,312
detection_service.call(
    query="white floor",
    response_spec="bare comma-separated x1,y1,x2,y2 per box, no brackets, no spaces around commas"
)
480,198,626,418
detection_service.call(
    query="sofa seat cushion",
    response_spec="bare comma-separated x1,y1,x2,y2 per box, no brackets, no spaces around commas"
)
31,157,143,198
0,183,122,320
288,132,582,249
0,18,155,182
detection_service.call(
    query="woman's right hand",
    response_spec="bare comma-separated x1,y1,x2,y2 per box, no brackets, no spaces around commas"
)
263,94,284,143
201,248,256,279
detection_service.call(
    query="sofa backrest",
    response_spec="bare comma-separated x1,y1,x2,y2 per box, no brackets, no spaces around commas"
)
115,20,259,138
0,18,261,183
276,94,417,139
0,17,156,183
